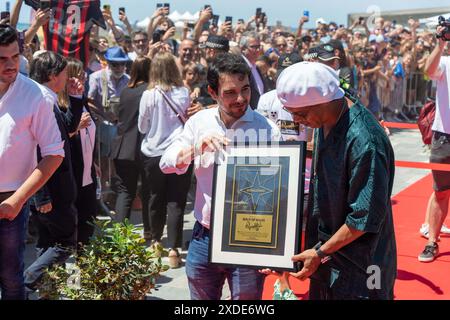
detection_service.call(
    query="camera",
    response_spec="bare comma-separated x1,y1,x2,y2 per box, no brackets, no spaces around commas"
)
152,29,164,43
0,11,10,20
211,14,219,27
40,0,51,10
437,16,450,41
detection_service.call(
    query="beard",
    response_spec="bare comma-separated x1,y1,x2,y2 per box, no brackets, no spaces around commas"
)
111,71,125,79
0,69,18,84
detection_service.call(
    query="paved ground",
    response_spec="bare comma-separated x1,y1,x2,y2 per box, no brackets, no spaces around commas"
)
24,128,431,300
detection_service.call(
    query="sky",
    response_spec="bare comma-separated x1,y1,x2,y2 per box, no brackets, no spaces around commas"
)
3,0,450,27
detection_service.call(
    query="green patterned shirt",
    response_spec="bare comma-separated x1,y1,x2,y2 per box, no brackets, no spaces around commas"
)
309,101,397,299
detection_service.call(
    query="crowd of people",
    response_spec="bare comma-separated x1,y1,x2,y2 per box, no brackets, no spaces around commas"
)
0,0,449,301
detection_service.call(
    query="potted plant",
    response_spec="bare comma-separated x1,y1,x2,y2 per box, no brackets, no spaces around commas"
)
40,220,168,300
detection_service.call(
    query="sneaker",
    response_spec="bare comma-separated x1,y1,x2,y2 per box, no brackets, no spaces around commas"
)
441,224,450,235
420,223,429,238
420,223,446,239
273,279,298,300
418,242,439,262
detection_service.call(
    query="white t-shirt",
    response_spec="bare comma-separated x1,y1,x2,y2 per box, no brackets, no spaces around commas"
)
257,90,311,193
0,74,65,192
257,90,308,141
80,107,96,187
159,107,281,229
430,56,450,134
138,86,190,157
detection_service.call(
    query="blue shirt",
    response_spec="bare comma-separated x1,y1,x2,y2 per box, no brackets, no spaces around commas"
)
88,68,130,109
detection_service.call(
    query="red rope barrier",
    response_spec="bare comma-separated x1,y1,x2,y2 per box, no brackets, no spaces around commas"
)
395,161,450,172
381,121,419,130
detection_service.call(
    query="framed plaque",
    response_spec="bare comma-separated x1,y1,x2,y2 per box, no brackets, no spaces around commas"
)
209,141,306,271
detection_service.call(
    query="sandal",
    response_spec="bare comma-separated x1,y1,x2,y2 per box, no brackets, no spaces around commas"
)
168,249,182,269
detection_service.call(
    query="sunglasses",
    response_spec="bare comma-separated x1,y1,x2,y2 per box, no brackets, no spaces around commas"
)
110,62,126,67
282,106,307,118
133,39,147,44
249,45,261,49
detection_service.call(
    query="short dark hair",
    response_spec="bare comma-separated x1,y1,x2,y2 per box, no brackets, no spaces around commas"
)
132,30,148,40
207,53,250,93
30,51,67,84
0,24,18,46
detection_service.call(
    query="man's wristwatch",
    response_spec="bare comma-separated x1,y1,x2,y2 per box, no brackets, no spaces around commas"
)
315,247,327,259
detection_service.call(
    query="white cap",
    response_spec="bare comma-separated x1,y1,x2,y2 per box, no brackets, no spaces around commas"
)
316,18,327,26
276,61,345,109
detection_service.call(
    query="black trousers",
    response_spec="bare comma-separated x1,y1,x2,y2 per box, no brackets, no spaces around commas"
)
34,204,77,250
141,155,192,248
75,182,97,247
113,159,148,231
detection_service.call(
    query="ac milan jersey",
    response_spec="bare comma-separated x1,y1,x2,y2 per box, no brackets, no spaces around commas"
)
25,0,106,66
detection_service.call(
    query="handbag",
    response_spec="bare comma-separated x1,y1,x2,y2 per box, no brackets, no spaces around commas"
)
417,101,436,145
156,87,187,125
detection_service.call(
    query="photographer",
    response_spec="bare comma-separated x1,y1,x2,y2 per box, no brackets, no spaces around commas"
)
418,22,450,262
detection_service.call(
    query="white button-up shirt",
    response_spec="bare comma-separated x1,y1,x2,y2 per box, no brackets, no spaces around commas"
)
242,54,264,95
0,74,65,192
160,106,281,229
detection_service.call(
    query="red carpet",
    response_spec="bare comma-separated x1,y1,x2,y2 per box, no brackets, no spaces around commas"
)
262,174,450,300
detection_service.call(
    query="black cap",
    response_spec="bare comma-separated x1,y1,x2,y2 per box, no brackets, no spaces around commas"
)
201,35,230,52
277,52,302,71
301,35,312,43
327,39,344,52
276,52,302,79
305,43,339,61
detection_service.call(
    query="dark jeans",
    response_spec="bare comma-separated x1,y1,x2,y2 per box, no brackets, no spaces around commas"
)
141,155,192,248
0,203,29,300
185,222,265,300
24,204,77,290
113,159,148,231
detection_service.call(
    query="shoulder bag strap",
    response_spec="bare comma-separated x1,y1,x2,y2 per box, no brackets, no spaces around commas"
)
156,87,187,125
101,70,109,109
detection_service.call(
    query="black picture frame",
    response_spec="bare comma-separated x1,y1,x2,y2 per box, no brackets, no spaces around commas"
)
209,141,306,272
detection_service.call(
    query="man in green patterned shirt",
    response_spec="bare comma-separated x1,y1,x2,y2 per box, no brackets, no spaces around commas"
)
277,62,397,300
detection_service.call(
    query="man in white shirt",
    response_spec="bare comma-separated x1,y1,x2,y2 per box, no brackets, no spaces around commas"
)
419,24,450,262
0,25,64,300
160,53,280,300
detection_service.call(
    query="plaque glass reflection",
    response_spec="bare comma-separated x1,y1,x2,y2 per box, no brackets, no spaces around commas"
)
209,142,306,271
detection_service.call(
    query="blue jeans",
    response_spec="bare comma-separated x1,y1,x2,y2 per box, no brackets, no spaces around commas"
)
24,246,72,291
185,222,265,300
0,203,29,300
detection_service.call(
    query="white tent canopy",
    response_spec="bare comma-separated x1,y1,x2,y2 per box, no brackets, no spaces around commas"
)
419,13,450,28
168,10,182,21
136,11,199,29
136,17,150,29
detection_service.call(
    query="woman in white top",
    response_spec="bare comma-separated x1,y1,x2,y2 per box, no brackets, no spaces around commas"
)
138,52,192,268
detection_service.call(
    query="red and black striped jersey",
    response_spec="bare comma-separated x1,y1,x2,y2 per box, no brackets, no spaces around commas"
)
25,0,106,66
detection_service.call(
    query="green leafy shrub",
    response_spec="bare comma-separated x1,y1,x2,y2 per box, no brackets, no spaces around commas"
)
40,220,168,300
